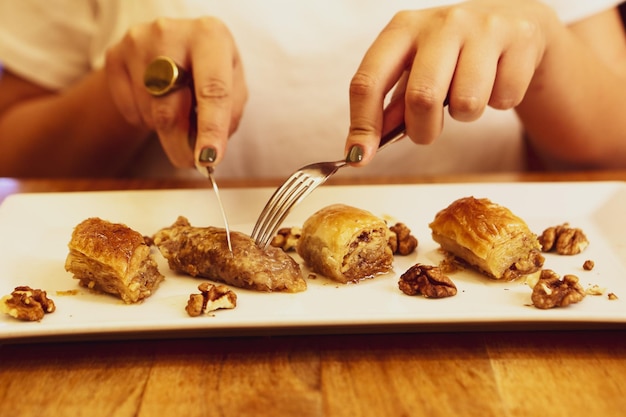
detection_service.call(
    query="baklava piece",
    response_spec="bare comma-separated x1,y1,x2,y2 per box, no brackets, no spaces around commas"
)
429,197,544,280
65,217,164,304
153,216,306,293
296,204,393,283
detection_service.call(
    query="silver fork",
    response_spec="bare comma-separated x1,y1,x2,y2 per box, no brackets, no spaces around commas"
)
251,123,407,248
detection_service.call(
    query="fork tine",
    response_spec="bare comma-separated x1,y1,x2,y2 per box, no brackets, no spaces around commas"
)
252,159,346,247
255,175,319,248
251,171,308,240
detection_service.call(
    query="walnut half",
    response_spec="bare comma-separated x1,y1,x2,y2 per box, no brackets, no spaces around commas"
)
531,269,585,309
398,264,457,298
538,223,589,255
388,223,418,256
186,282,237,317
0,286,56,321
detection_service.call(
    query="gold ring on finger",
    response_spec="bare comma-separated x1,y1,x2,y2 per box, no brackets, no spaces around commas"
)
143,56,190,97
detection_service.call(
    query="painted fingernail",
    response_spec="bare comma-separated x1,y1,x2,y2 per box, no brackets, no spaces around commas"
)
346,145,364,163
199,147,217,163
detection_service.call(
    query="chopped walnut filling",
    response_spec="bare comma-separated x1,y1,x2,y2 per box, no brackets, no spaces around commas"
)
538,223,589,255
583,260,595,271
502,251,545,281
185,282,237,317
530,269,585,309
270,227,302,252
398,264,457,298
388,223,418,256
0,286,56,321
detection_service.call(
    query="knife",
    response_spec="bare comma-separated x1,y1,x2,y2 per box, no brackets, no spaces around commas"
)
201,165,233,255
143,56,233,254
187,85,233,255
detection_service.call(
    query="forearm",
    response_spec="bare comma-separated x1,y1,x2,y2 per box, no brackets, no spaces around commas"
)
0,69,151,177
516,8,626,170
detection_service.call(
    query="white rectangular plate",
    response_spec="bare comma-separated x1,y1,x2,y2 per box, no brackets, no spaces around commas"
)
1,182,625,341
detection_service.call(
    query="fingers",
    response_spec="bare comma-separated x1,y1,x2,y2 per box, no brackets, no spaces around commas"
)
402,24,459,143
346,2,550,167
151,82,196,167
445,37,499,122
490,48,535,110
105,24,162,130
104,45,146,128
104,17,247,170
190,18,242,169
345,11,455,166
345,13,418,165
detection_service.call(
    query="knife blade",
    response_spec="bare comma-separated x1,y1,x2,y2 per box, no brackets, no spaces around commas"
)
186,82,233,255
203,165,233,255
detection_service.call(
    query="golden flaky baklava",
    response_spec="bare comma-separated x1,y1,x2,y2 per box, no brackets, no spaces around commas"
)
65,217,164,303
429,197,544,280
296,204,393,283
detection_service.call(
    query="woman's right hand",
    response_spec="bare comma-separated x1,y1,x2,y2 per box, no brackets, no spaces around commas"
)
105,17,248,170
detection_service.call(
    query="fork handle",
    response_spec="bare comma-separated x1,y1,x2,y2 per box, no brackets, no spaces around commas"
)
377,122,407,152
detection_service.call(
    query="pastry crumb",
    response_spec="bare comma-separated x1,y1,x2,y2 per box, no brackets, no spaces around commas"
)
585,284,606,296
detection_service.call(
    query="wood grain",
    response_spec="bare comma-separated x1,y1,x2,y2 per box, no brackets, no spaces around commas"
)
2,332,625,416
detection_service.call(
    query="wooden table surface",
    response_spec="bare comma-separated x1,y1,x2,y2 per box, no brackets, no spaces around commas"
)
1,171,625,417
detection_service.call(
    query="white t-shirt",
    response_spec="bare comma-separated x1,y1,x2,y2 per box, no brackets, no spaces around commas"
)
0,0,621,179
